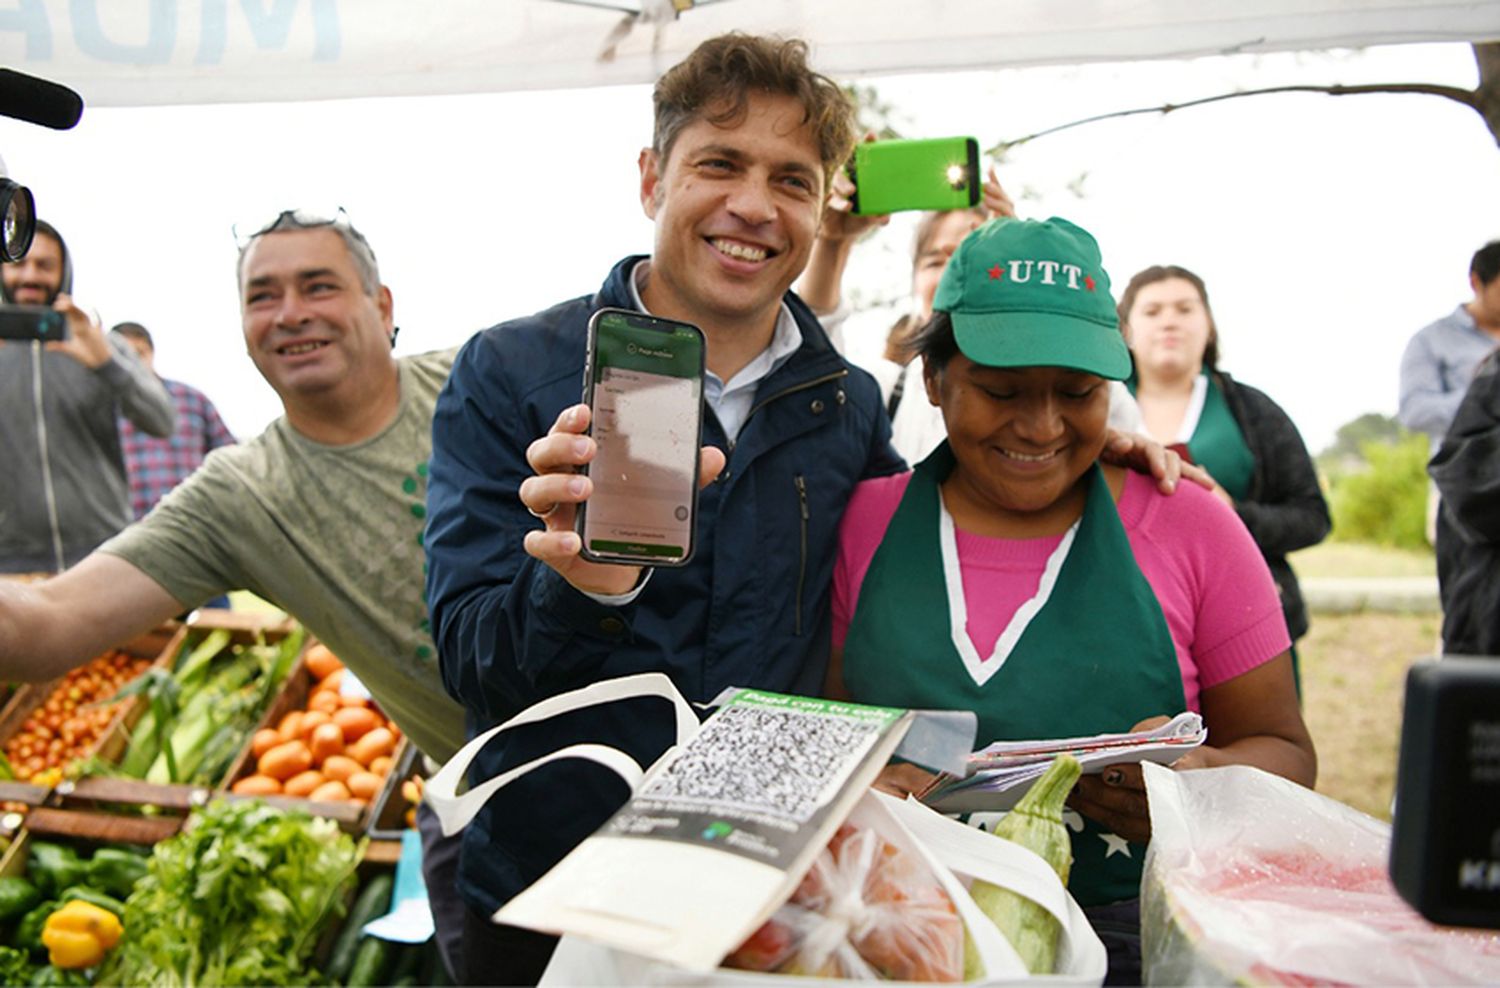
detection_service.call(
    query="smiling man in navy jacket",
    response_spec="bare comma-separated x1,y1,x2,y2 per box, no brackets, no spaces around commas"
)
423,33,902,985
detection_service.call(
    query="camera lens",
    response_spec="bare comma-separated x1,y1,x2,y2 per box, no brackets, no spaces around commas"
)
0,180,35,263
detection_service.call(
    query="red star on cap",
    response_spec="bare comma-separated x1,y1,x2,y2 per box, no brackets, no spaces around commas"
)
987,264,1004,281
1084,274,1097,292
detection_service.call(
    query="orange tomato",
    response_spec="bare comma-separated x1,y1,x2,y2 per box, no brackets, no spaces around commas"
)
231,774,282,796
315,668,345,695
298,710,332,738
306,690,341,715
283,770,325,798
250,729,282,759
368,755,394,777
321,755,361,783
304,643,344,681
332,707,380,744
258,740,314,781
309,722,345,765
277,711,305,743
347,727,396,766
346,771,382,801
308,779,351,803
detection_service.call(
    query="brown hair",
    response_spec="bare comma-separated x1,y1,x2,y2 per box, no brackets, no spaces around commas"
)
1117,264,1220,371
652,33,856,187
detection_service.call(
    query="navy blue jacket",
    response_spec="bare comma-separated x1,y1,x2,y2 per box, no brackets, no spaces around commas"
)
425,257,903,912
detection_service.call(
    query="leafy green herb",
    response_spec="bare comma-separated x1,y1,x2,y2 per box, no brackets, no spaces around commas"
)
98,799,362,987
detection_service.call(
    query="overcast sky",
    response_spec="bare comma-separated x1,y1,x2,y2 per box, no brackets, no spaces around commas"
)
2,41,1496,452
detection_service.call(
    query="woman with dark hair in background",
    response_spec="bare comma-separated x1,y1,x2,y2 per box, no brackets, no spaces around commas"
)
1120,266,1330,683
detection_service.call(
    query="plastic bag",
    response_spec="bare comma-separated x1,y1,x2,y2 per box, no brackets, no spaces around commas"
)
724,822,966,982
1141,763,1500,986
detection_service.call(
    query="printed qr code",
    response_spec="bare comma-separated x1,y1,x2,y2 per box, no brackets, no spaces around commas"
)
641,705,879,821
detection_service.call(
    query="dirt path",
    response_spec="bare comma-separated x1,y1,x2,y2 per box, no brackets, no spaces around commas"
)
1299,612,1440,820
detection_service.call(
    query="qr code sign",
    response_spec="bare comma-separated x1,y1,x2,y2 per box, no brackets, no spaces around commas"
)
641,705,879,821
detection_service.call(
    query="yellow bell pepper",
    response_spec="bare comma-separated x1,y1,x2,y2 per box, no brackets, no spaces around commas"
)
41,900,123,968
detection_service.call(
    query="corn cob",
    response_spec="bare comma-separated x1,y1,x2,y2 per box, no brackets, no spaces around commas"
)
965,753,1082,976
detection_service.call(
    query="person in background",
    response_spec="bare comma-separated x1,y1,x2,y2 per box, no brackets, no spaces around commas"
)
112,321,237,610
1119,265,1329,685
1428,347,1500,657
827,218,1316,985
0,212,468,979
1400,241,1500,545
0,220,175,573
111,321,237,520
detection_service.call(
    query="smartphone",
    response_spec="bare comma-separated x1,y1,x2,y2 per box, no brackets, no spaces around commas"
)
848,137,981,216
0,304,67,342
576,307,706,567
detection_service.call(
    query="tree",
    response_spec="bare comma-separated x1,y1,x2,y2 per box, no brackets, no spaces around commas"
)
1319,412,1405,470
993,42,1500,155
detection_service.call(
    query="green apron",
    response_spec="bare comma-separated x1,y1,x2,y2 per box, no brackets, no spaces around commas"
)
842,443,1185,906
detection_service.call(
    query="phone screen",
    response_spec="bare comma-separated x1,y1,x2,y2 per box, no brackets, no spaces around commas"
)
580,308,705,566
850,137,981,216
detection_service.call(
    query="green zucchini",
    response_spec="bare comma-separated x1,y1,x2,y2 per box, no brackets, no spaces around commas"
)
324,873,393,983
966,753,1082,976
345,935,394,987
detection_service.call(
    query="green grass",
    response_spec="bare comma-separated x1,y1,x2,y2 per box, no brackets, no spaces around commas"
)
1288,541,1435,580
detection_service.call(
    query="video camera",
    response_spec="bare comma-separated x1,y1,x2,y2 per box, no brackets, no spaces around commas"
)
0,66,84,262
1390,656,1500,929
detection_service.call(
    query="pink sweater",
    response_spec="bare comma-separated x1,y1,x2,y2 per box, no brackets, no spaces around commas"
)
833,470,1290,711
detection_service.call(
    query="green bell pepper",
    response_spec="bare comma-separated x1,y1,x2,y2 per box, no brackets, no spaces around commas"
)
0,877,41,923
83,849,147,900
24,846,82,900
13,901,56,957
53,886,124,920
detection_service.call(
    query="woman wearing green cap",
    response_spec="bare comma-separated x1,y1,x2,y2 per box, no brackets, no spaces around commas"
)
1119,265,1330,685
825,217,1316,983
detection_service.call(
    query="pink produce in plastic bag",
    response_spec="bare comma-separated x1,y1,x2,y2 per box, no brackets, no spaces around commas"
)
723,823,965,981
1141,763,1500,985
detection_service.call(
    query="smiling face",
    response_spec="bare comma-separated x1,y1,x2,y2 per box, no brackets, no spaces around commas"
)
2,231,63,305
638,92,824,335
1123,277,1214,382
239,227,394,404
926,355,1110,531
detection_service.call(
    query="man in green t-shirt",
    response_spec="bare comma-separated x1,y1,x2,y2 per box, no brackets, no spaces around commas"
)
0,210,468,976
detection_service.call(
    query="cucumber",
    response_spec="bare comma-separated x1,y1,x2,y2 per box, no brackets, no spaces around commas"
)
345,935,394,987
324,873,393,983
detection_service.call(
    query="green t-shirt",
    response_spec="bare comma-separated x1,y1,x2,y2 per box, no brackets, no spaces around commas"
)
100,349,467,761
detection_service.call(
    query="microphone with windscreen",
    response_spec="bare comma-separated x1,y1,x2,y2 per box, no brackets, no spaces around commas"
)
0,68,83,130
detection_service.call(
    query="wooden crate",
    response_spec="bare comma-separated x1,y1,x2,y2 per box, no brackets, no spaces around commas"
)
218,643,408,835
86,613,302,793
0,624,184,788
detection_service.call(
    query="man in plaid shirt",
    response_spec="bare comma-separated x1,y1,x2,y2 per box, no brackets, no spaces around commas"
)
113,322,236,519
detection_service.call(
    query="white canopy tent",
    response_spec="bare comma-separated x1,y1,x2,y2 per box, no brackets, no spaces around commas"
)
3,0,1499,107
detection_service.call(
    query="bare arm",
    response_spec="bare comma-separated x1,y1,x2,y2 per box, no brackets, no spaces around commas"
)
0,555,186,682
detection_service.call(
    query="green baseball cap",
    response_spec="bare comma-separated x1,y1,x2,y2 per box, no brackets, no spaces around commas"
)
932,216,1130,381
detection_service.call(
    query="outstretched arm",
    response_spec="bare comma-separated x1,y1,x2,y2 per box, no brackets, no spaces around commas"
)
0,555,185,682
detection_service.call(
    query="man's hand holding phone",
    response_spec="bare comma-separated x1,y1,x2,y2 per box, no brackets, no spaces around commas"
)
520,404,725,596
47,294,113,369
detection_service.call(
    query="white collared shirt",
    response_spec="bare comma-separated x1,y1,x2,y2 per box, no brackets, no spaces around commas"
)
629,259,802,444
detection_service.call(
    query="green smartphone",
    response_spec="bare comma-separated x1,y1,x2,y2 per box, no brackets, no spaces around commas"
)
848,137,981,216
